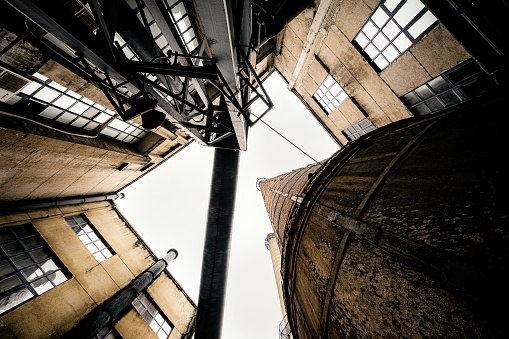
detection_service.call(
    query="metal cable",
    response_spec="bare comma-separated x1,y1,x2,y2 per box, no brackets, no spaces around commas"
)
250,113,319,163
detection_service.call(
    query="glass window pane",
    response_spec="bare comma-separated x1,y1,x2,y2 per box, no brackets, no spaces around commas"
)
100,127,119,138
93,252,106,262
413,102,432,115
33,87,60,103
20,236,43,250
408,10,437,39
48,81,66,92
31,248,50,262
374,55,389,70
394,0,424,28
102,249,113,259
20,82,42,96
66,90,81,99
355,33,369,49
0,274,23,293
187,39,199,51
177,16,191,33
337,92,348,103
0,229,15,243
47,270,67,286
22,267,44,281
39,106,63,119
373,33,389,51
155,35,168,49
108,119,130,131
150,23,161,38
71,117,89,128
93,113,110,124
69,102,89,115
415,84,434,99
402,92,421,105
5,95,22,105
83,121,99,131
82,107,100,119
0,259,15,276
372,8,389,28
384,0,402,12
53,95,76,109
364,44,379,59
382,44,400,63
362,21,378,39
428,76,450,93
31,277,53,294
426,97,445,112
172,2,186,21
56,112,77,124
382,19,400,40
393,34,412,52
440,90,463,106
1,241,24,256
0,287,33,313
40,259,58,273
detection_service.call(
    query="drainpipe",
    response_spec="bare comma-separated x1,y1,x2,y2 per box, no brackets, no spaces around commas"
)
65,249,178,339
1,193,125,213
194,148,240,339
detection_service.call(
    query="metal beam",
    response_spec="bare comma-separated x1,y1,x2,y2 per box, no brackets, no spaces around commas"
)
118,60,219,80
194,0,247,150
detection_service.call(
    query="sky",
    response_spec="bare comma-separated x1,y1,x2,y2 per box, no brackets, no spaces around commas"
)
116,73,339,338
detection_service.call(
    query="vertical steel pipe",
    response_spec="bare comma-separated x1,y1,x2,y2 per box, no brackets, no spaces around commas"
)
195,148,241,339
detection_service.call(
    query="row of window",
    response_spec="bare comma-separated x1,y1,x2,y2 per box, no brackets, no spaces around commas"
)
0,216,172,338
312,0,482,142
5,73,148,144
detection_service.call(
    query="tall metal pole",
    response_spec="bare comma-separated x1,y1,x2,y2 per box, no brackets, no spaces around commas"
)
195,148,241,339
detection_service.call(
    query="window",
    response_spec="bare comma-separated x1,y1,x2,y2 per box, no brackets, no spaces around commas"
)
4,73,147,144
354,0,438,71
132,292,173,339
64,215,113,263
401,59,483,115
0,224,69,314
94,325,120,339
313,75,348,114
343,118,376,141
126,0,199,54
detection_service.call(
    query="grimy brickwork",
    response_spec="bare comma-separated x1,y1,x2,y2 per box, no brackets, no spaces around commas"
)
259,95,509,338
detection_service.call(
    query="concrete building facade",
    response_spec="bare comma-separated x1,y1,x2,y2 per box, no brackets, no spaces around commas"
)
254,0,504,146
0,199,196,339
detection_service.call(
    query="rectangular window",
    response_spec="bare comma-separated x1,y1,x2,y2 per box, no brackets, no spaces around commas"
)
94,325,119,339
4,72,147,145
354,0,438,71
64,215,113,263
313,75,348,114
342,118,376,141
0,224,69,314
132,292,173,339
401,59,483,115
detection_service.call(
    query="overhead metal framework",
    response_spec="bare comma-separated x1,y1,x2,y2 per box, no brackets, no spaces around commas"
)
5,0,273,151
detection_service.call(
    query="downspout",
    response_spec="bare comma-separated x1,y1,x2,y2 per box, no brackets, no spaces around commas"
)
64,249,178,339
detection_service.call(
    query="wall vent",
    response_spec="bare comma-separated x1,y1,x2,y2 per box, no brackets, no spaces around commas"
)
0,68,30,102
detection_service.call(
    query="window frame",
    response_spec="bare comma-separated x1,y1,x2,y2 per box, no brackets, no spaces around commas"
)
342,118,377,142
353,0,439,72
132,291,173,339
313,74,349,115
401,59,483,115
64,214,115,263
0,224,70,315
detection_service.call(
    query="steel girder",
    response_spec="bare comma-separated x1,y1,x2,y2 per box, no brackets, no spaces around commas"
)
5,0,271,150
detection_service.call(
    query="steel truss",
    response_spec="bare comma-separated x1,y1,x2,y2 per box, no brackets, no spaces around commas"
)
6,0,273,150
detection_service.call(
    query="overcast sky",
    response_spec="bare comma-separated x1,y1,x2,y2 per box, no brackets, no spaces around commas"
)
117,73,339,338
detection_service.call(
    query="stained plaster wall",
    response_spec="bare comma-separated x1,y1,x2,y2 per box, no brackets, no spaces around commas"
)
0,201,195,339
273,0,471,145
